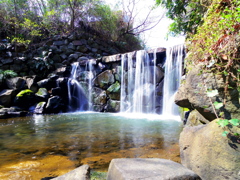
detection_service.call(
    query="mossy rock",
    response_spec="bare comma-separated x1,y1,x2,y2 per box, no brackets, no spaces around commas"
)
34,101,46,114
16,89,34,97
15,89,36,109
35,88,49,100
107,81,120,93
105,99,120,112
106,81,120,100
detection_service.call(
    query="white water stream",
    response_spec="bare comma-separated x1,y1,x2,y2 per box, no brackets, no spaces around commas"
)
120,45,184,115
67,62,89,111
162,45,184,115
120,50,156,113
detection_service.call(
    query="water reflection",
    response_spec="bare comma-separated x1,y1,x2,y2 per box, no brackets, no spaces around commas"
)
0,112,182,170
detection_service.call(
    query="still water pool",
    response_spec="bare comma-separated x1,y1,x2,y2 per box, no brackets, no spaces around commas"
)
0,112,182,179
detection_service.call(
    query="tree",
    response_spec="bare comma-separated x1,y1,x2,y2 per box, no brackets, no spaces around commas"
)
0,0,145,50
120,0,165,37
156,0,211,36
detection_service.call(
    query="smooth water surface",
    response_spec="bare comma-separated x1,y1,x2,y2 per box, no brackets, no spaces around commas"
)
0,112,182,172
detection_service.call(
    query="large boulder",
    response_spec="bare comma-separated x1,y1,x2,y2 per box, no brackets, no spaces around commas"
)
25,75,39,93
37,75,59,90
107,158,201,180
35,88,49,100
0,89,17,107
14,89,36,109
92,87,107,105
105,99,120,112
34,101,46,114
175,65,240,120
180,120,240,180
107,81,120,100
93,70,115,89
5,77,26,90
45,96,63,113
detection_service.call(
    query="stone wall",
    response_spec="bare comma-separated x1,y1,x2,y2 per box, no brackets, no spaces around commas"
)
0,32,126,78
0,34,166,118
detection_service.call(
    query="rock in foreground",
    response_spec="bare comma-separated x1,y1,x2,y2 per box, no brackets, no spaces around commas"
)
107,158,201,180
180,120,240,180
52,165,90,180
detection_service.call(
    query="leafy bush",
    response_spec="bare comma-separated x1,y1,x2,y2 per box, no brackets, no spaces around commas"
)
156,0,211,36
0,69,18,79
186,0,239,98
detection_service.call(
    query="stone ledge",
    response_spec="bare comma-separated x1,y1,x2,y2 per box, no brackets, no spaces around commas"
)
107,158,201,180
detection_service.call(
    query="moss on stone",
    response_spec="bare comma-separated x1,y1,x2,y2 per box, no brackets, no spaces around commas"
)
36,88,47,96
107,81,120,93
16,89,34,97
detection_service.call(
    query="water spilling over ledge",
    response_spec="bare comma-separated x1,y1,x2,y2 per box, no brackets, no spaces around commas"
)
0,45,185,179
162,44,185,115
67,45,185,116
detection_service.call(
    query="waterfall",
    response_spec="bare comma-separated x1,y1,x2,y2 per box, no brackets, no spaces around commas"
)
67,62,89,111
162,44,184,115
85,60,94,111
120,50,156,114
120,53,127,112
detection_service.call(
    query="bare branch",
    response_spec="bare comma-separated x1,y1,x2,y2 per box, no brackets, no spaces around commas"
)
119,0,165,37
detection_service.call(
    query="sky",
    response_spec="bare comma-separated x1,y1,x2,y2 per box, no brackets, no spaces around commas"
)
104,0,185,49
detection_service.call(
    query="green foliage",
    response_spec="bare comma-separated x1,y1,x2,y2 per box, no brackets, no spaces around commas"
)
229,119,240,126
0,0,143,50
156,0,210,36
217,119,230,127
206,89,219,97
187,0,240,63
88,3,119,39
187,0,239,123
0,69,18,79
222,131,229,137
90,171,107,180
216,118,240,137
213,101,223,110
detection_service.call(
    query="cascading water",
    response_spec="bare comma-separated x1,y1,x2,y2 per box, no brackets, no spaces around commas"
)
162,44,184,115
67,62,89,111
120,50,156,113
85,60,94,111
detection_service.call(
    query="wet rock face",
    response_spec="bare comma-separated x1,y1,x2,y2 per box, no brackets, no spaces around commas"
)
105,99,120,112
6,77,26,90
45,96,63,113
107,81,121,100
34,102,46,114
35,88,49,100
93,70,115,90
175,64,240,121
0,89,17,107
180,120,240,180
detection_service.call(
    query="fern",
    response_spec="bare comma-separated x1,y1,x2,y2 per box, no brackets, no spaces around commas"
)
0,69,18,79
